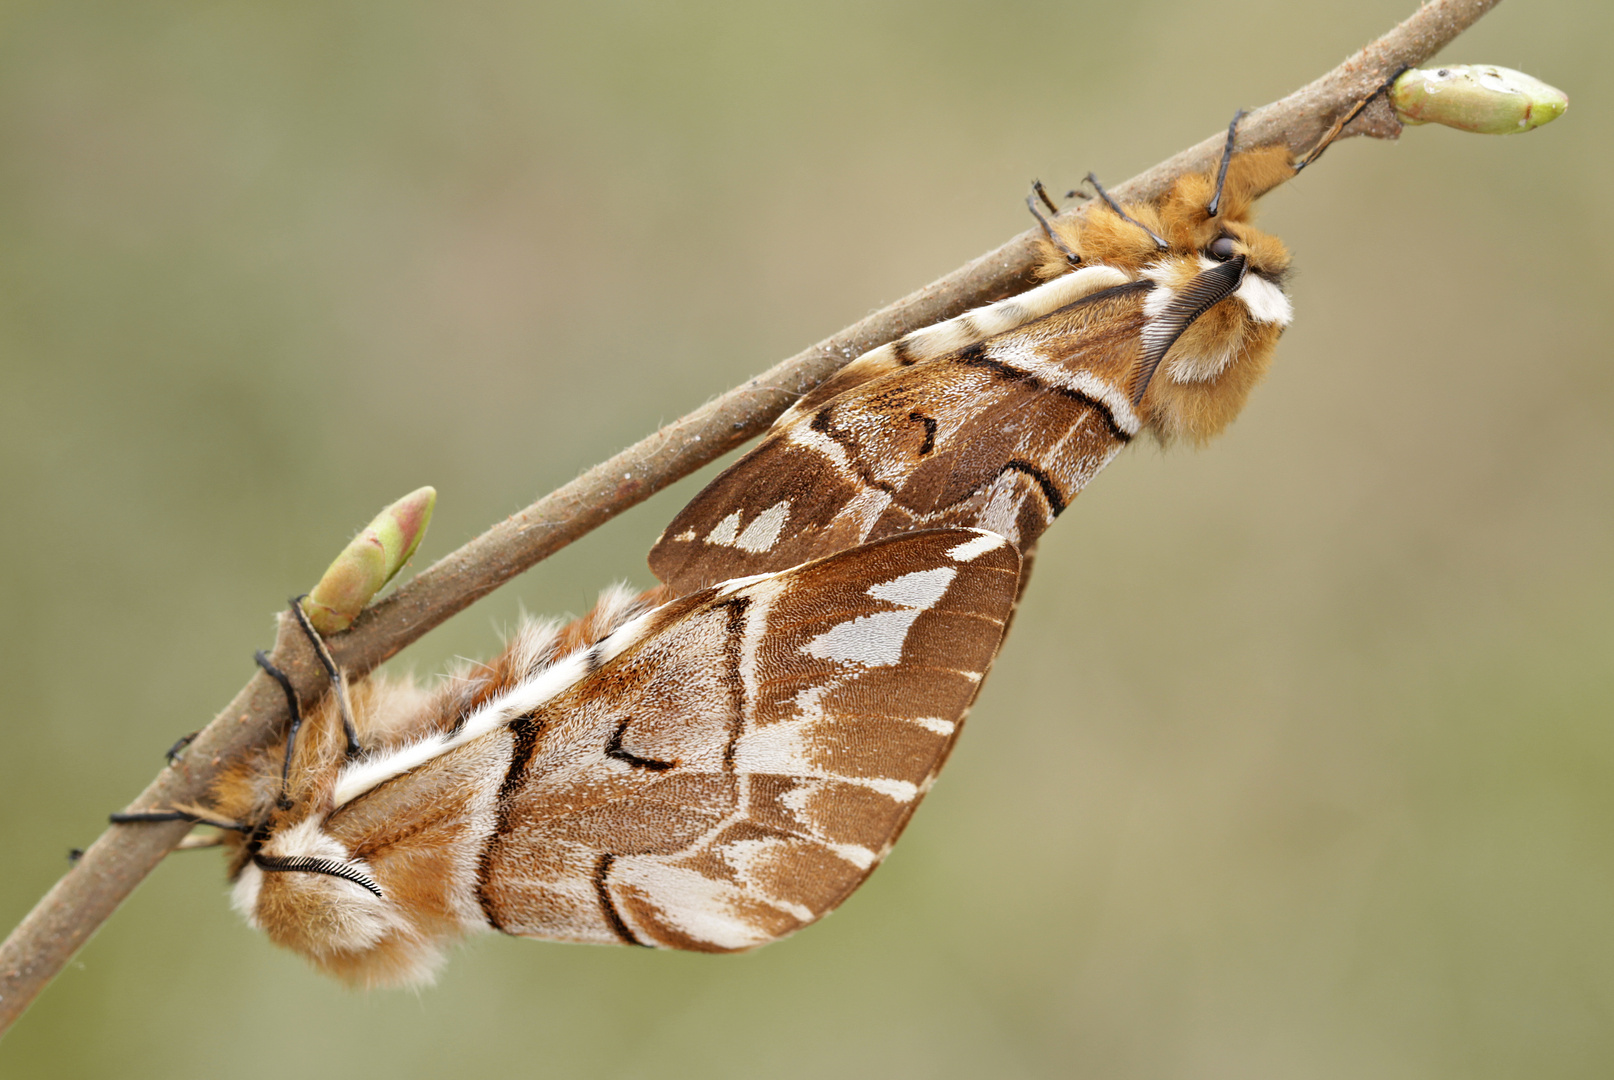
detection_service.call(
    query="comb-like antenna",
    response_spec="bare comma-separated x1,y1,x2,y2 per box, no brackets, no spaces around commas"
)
1206,109,1248,217
253,853,384,899
1025,180,1082,267
1085,173,1168,251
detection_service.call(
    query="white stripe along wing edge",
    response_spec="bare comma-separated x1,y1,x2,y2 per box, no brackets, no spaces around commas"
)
229,528,1019,986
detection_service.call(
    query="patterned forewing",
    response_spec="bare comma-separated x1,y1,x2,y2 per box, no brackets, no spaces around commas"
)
649,285,1146,593
478,529,1020,952
472,597,747,941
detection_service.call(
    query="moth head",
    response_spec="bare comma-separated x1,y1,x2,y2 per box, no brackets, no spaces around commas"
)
230,816,447,987
234,820,382,941
207,689,350,881
1035,145,1298,446
1138,145,1295,445
205,674,456,987
218,702,388,967
1159,147,1294,284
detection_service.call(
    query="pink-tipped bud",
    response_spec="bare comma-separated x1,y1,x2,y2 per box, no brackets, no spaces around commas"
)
302,486,436,634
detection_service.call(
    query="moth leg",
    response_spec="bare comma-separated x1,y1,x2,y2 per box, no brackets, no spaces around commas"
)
108,808,246,831
285,597,362,760
1025,181,1082,267
255,647,305,808
1084,172,1168,251
1294,67,1408,173
105,806,245,860
1031,178,1060,216
164,730,199,766
1206,108,1248,217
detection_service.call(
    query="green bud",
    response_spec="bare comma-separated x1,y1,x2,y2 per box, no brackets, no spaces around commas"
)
302,486,436,635
1391,65,1568,135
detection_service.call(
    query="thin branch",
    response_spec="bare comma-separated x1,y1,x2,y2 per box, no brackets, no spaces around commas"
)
0,0,1500,1034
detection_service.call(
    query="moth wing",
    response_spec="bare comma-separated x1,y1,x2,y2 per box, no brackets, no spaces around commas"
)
776,262,1136,427
649,362,964,591
477,527,1021,951
650,286,1144,592
775,347,906,426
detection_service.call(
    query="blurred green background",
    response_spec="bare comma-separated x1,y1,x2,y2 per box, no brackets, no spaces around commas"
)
2,1,1608,1076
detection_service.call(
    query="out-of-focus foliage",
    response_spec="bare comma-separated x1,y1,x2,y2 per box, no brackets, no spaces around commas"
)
2,2,1608,1077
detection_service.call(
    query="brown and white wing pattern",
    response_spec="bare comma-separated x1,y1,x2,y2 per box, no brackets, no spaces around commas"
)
778,263,1131,426
304,528,1018,961
479,527,1018,950
650,281,1148,594
461,526,1013,949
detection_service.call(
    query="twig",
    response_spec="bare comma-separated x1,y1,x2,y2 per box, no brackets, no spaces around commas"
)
0,0,1500,1035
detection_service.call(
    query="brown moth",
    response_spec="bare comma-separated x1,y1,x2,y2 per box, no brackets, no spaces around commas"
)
116,107,1362,988
649,124,1302,594
128,528,1019,987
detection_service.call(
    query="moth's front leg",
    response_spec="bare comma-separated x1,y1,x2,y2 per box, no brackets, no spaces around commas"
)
283,595,362,760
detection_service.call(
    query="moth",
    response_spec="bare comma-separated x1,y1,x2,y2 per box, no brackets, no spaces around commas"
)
650,114,1308,592
119,107,1359,987
120,529,1020,987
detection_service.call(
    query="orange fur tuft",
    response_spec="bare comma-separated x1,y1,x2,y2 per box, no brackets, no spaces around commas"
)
1142,321,1282,445
1031,145,1297,445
